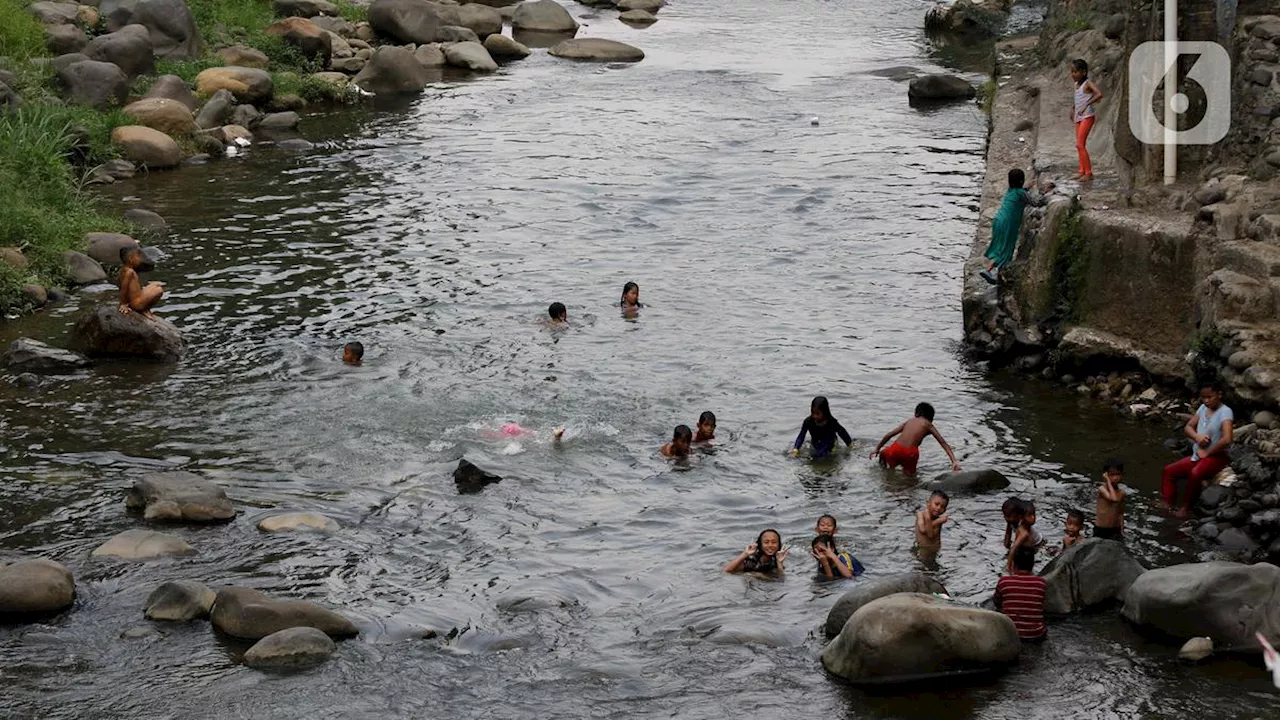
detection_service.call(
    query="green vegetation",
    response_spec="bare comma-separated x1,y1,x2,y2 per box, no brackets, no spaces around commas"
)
1065,13,1091,32
979,78,996,117
0,0,47,61
335,0,368,23
1047,204,1088,323
1190,327,1226,386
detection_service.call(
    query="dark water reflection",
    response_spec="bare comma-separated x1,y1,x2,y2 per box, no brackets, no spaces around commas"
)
2,0,1278,717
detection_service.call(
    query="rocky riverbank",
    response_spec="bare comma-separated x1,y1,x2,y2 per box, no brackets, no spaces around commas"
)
0,0,651,320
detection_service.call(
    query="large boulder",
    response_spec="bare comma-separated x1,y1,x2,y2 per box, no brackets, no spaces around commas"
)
244,626,337,668
454,458,501,493
144,580,216,620
70,305,187,361
908,73,977,102
0,559,76,616
823,573,948,638
1038,538,1146,614
92,529,195,559
45,24,89,55
216,45,270,69
437,25,480,43
210,587,359,640
368,0,462,44
110,125,182,169
143,74,199,110
512,0,578,33
194,66,274,105
64,250,107,284
265,17,333,65
57,60,129,109
821,593,1020,683
194,88,235,130
123,208,168,235
102,0,202,59
273,0,339,17
123,98,197,136
126,471,235,522
353,46,430,94
444,41,497,71
548,38,643,62
927,468,1010,494
2,338,91,373
483,33,530,61
84,24,155,78
1122,561,1280,650
455,3,502,38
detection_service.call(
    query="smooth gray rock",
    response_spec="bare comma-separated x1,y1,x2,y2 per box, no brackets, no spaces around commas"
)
258,512,340,532
927,468,1010,493
45,24,89,55
103,0,203,59
211,587,359,640
0,559,75,616
70,305,187,361
257,111,301,130
2,338,91,373
1121,561,1280,649
436,25,480,42
230,103,261,129
126,471,234,522
64,251,107,284
413,43,446,67
142,74,198,110
85,231,140,265
57,60,130,109
144,580,216,621
28,1,80,24
823,572,946,638
908,73,976,101
195,88,235,130
444,41,497,71
1039,538,1146,614
548,37,643,62
483,33,529,60
368,0,462,44
455,2,502,37
92,529,194,559
1179,636,1214,661
512,0,578,33
123,208,169,235
244,626,337,668
354,46,430,94
84,24,155,78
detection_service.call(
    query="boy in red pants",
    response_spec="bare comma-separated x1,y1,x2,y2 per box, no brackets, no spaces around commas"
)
870,402,962,475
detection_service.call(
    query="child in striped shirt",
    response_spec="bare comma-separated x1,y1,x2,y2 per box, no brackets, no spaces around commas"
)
994,547,1047,641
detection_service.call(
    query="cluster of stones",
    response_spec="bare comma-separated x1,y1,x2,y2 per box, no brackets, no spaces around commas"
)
819,540,1280,684
1193,437,1280,561
0,470,351,670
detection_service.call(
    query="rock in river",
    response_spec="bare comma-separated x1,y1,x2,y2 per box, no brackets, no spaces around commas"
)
484,33,530,61
824,572,947,638
110,125,183,170
821,592,1020,684
71,305,187,362
85,231,140,265
1121,561,1280,649
244,626,337,668
0,559,76,617
354,46,429,94
2,338,91,373
620,9,657,25
368,0,462,44
512,0,579,34
548,38,644,62
144,580,216,621
1039,538,1145,614
126,471,235,522
257,512,340,533
444,41,498,72
211,587,359,640
926,468,1010,493
455,458,502,493
92,529,195,559
908,73,976,101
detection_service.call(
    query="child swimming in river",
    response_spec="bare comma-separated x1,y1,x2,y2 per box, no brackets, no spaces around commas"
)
980,168,1053,285
791,396,852,458
1004,498,1045,572
1062,509,1085,549
342,341,364,366
548,302,567,324
1096,458,1126,539
660,425,692,457
693,411,716,443
620,281,641,317
811,534,864,579
870,402,962,475
915,490,950,552
724,528,788,575
117,246,164,318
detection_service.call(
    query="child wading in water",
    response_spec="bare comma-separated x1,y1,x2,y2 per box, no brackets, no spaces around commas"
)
1004,498,1045,572
620,281,641,318
1096,458,1126,539
1071,58,1103,181
994,547,1047,642
693,411,716,443
870,402,962,475
980,168,1052,284
117,246,164,318
1061,509,1085,549
660,425,693,457
342,341,364,366
791,396,852,459
724,529,788,575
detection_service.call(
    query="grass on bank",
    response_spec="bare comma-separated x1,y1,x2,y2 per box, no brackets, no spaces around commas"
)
0,0,47,61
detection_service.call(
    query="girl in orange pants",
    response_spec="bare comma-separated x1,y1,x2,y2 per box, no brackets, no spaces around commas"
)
1071,58,1102,179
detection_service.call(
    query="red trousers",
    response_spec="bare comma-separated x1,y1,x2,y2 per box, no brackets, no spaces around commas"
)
1075,116,1095,176
880,442,920,474
1161,454,1229,508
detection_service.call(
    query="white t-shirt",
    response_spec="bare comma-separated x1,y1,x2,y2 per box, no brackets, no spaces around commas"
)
1192,403,1234,460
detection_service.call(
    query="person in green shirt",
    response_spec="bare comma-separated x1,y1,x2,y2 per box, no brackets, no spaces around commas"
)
981,168,1053,284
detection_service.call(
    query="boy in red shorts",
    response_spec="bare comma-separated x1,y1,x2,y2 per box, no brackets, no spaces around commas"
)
870,402,962,475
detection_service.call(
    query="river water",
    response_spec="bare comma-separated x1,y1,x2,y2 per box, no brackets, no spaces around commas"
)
2,0,1278,717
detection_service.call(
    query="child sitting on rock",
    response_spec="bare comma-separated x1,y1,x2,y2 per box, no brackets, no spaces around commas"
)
117,246,164,318
994,546,1047,642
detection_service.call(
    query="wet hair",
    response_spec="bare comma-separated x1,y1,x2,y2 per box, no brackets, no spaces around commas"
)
673,424,692,443
810,396,833,420
1066,509,1086,525
817,513,837,531
1021,500,1037,522
548,302,566,321
811,533,836,550
344,341,364,359
1002,496,1028,520
118,245,141,263
756,528,782,551
1102,458,1124,473
915,402,935,421
1008,168,1026,189
1012,546,1037,572
930,489,949,504
621,281,639,304
1071,58,1089,78
698,410,716,426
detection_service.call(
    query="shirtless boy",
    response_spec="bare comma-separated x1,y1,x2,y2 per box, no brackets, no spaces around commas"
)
871,402,962,474
117,246,164,318
660,425,692,458
1096,459,1126,540
915,490,950,550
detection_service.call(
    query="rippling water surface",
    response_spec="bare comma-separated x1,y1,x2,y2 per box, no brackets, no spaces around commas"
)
3,1,1279,717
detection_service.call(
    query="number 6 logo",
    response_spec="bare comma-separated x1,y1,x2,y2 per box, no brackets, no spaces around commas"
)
1128,41,1232,145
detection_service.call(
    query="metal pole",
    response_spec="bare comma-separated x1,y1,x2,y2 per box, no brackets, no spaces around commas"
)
1164,0,1177,185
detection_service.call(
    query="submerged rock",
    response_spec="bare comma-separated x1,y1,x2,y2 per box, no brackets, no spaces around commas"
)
144,580,216,621
257,512,339,533
908,73,976,101
454,458,502,493
123,208,169,235
92,529,195,559
548,38,644,62
211,587,359,640
1122,561,1280,649
126,471,235,522
1039,538,1145,614
244,626,337,668
71,305,187,362
0,559,76,617
926,468,1010,493
821,593,1020,684
2,338,91,373
824,572,947,638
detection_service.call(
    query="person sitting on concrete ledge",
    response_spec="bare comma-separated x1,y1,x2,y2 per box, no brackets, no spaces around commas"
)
117,246,164,319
